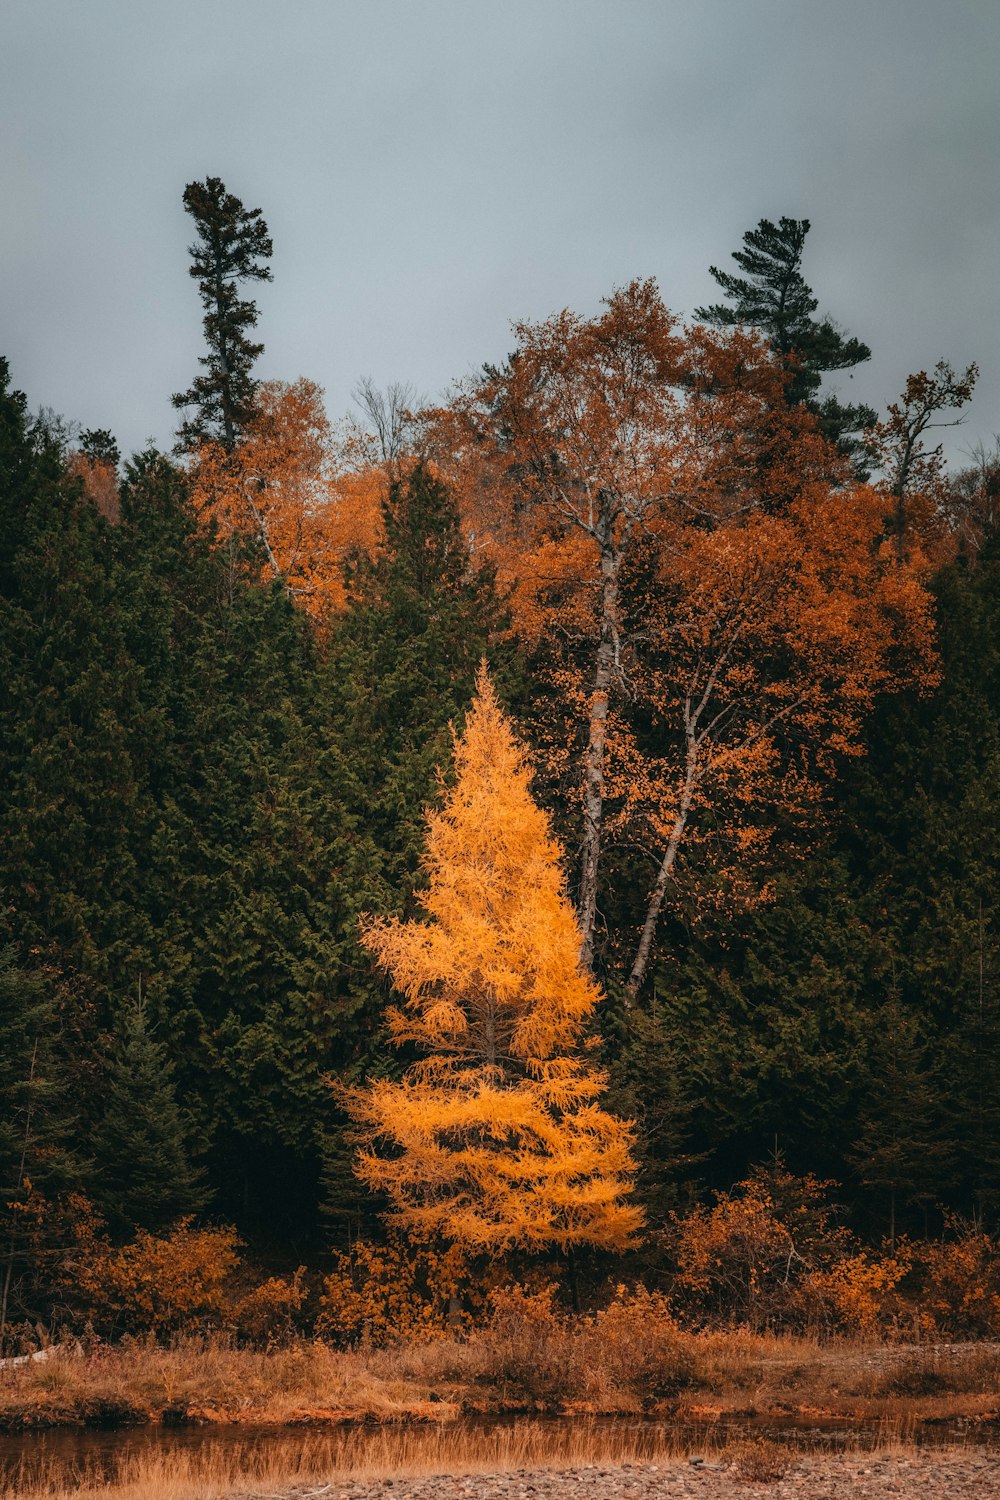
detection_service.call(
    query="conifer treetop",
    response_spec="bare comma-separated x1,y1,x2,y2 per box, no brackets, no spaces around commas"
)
172,175,273,453
363,666,602,1076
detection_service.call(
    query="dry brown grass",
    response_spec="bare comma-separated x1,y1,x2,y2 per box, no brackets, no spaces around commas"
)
0,1338,442,1430
2,1320,998,1436
0,1418,706,1500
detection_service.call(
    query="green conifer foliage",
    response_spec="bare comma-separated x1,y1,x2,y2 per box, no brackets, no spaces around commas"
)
91,993,206,1236
0,948,79,1342
326,461,516,901
846,545,1000,1224
852,988,948,1245
172,176,273,452
697,216,875,464
0,362,147,1005
111,450,381,1232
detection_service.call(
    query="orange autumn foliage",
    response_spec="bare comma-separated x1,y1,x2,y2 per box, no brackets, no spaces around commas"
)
428,280,938,987
317,1234,474,1346
187,378,385,616
344,668,642,1254
67,451,120,523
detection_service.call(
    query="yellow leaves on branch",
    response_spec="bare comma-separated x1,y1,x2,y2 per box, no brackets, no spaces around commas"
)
344,668,642,1254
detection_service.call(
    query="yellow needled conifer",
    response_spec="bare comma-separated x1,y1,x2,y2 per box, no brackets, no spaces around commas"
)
345,667,642,1253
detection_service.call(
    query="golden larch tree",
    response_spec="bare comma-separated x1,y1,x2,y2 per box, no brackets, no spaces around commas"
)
345,668,642,1254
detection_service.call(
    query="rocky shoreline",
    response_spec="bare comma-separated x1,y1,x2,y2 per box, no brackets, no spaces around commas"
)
247,1452,999,1500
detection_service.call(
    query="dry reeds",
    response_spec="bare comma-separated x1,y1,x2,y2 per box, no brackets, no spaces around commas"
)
0,1419,703,1500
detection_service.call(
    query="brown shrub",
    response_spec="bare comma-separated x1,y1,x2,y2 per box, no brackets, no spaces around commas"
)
231,1271,308,1345
669,1159,849,1330
728,1436,794,1483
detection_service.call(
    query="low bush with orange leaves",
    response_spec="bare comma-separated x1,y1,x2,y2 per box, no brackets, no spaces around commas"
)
229,1269,308,1345
801,1248,911,1337
905,1217,1000,1338
6,1171,999,1357
665,1163,1000,1340
316,1234,475,1347
75,1216,241,1336
667,1159,851,1331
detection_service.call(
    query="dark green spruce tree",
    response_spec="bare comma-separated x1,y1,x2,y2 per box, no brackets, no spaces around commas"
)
172,176,273,452
0,948,79,1342
110,449,382,1236
846,538,1000,1225
90,991,206,1237
696,216,876,466
0,359,147,1027
325,460,517,903
852,987,948,1245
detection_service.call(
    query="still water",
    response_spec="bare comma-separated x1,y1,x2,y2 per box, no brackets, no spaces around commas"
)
1,1414,997,1491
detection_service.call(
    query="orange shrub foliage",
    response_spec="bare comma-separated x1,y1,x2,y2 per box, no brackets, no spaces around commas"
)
317,1235,472,1346
668,1162,850,1330
68,1213,241,1335
906,1218,1000,1338
802,1250,911,1337
231,1270,308,1345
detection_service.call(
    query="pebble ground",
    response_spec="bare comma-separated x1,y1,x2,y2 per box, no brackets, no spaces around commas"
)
248,1450,1000,1500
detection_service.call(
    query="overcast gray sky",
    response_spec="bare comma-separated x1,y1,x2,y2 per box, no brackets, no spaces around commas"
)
3,0,998,466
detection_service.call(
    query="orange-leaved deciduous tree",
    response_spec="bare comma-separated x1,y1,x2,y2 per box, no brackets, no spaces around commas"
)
343,667,642,1255
429,279,939,993
187,377,386,617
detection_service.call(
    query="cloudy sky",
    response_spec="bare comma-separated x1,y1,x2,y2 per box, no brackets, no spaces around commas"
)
3,0,997,464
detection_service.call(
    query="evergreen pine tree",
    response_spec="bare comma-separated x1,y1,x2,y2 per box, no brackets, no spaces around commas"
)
0,360,147,1013
111,449,381,1234
172,176,273,452
852,987,948,1244
606,998,700,1220
326,460,516,903
696,216,876,464
839,541,1000,1224
942,898,1000,1222
0,948,79,1341
90,991,206,1236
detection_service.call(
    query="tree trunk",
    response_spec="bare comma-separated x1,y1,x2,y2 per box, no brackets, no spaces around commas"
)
577,549,620,970
626,757,697,1001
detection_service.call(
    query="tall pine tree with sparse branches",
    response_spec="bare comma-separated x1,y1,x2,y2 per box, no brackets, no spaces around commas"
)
172,176,273,452
697,216,875,466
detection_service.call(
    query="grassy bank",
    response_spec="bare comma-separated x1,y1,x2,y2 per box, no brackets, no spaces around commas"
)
2,1326,999,1434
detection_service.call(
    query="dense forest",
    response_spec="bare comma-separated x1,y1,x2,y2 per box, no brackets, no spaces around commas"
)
2,180,998,1344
